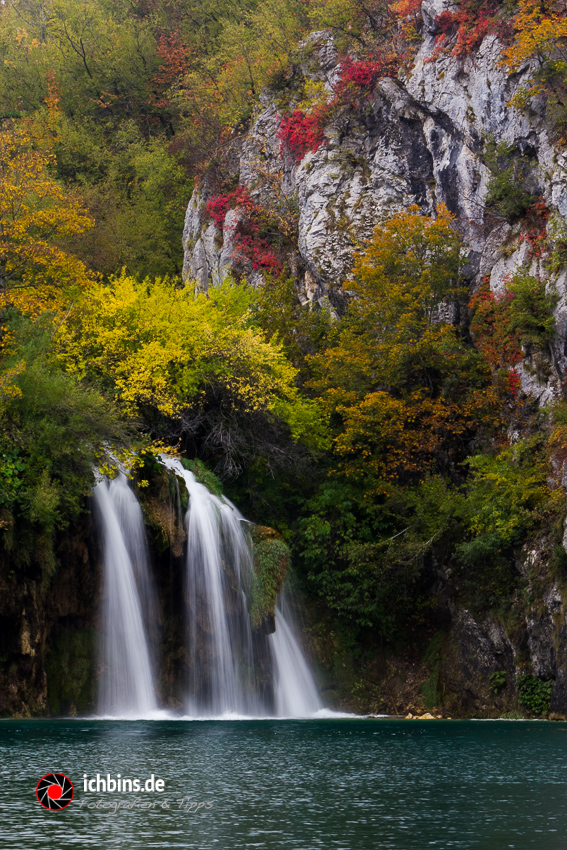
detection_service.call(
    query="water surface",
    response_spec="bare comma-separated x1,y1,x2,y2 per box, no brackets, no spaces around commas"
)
2,718,567,849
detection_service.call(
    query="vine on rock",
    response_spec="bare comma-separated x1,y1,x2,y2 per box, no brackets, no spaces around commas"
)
205,187,283,276
278,54,399,163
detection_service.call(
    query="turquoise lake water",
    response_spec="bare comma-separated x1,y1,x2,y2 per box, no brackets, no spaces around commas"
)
2,718,567,849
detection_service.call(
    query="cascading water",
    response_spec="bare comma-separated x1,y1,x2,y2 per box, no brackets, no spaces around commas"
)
94,473,158,717
94,458,322,718
161,456,322,717
269,595,322,717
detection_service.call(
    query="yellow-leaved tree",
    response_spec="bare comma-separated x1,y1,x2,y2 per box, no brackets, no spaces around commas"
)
0,119,95,318
56,273,326,475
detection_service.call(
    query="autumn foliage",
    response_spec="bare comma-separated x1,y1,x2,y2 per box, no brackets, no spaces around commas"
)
205,187,282,275
310,206,502,485
55,274,318,437
0,120,95,317
433,0,507,59
278,53,399,162
278,109,327,162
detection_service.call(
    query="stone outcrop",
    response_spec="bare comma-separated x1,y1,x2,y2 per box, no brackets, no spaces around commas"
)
183,13,567,359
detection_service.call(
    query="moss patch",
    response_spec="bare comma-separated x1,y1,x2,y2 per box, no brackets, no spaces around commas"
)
45,627,96,716
420,632,444,710
181,458,223,497
137,465,186,555
249,526,290,630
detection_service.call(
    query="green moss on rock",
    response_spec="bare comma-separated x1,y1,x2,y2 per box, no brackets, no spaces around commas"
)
45,627,96,716
136,465,186,555
249,526,290,631
181,458,223,497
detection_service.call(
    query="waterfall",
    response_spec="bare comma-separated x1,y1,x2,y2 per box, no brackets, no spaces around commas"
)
270,597,322,717
160,456,322,718
94,474,158,717
94,458,322,719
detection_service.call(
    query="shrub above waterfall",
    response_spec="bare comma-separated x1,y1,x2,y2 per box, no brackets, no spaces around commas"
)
55,273,327,471
0,316,124,582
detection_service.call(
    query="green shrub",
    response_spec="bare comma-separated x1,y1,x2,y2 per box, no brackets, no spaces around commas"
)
517,675,553,716
489,670,507,694
249,526,290,630
506,273,557,352
484,139,537,221
457,438,556,566
0,314,125,578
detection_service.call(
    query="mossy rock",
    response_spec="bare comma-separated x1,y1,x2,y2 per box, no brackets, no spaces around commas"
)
137,466,186,555
249,526,290,632
420,632,444,710
45,627,96,716
181,457,223,497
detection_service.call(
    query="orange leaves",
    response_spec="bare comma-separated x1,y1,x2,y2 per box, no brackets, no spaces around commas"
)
501,0,567,74
500,0,567,126
0,119,96,315
334,391,437,481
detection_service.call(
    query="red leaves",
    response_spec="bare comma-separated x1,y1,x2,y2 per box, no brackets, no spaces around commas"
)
235,234,282,274
508,368,522,399
432,0,506,59
277,109,326,163
436,11,456,34
337,55,399,90
278,54,399,163
205,187,282,277
205,195,231,229
519,198,549,259
470,278,523,371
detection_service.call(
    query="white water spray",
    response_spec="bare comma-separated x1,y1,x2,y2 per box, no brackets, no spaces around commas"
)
270,598,322,717
95,474,158,717
94,459,322,718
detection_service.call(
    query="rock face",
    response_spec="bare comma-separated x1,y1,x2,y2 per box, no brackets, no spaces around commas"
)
0,517,100,717
436,536,567,717
182,11,567,717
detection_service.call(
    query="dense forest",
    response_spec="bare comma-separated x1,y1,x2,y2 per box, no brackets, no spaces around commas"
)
1,0,567,717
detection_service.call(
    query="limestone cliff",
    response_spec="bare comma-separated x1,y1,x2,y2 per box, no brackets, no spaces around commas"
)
183,7,567,382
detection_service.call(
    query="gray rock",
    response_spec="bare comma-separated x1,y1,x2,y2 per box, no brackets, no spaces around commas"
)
183,29,566,304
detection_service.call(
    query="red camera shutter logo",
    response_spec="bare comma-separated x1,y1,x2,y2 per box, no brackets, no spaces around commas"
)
36,773,74,810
